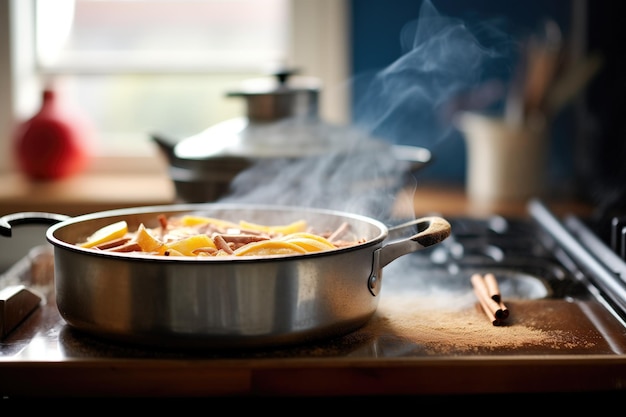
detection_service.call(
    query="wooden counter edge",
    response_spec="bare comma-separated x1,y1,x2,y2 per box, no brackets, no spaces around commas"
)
0,172,176,216
394,183,593,219
0,173,592,219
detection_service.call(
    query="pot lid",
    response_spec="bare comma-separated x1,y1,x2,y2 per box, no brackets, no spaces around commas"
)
166,69,429,165
226,69,321,122
174,116,384,160
226,69,321,97
173,68,387,160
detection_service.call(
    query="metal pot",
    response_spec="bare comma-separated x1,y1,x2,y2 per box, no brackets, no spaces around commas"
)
0,204,450,349
152,70,432,203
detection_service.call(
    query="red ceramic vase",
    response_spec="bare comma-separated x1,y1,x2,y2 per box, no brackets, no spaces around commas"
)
14,88,94,181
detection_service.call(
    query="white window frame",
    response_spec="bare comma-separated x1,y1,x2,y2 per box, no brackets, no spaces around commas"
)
0,0,349,175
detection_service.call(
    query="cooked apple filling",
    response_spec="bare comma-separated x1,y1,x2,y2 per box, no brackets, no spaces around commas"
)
77,214,364,257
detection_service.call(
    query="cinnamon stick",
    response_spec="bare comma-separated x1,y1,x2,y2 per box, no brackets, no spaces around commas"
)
327,222,350,242
484,272,501,302
473,287,503,326
216,234,270,245
93,237,132,250
470,273,509,324
212,234,234,254
486,273,510,318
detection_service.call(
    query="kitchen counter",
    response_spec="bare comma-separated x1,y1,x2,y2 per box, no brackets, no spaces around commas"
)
394,182,593,219
0,172,592,218
0,172,177,216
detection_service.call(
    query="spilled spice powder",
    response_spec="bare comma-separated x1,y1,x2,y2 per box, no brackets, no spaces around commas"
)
359,292,606,355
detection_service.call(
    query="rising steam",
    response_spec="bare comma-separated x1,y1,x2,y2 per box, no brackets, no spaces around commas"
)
222,0,513,222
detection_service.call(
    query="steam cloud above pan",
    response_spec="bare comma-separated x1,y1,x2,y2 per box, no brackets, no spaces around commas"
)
222,0,513,221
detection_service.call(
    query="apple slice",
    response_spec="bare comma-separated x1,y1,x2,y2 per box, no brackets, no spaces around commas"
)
80,220,128,248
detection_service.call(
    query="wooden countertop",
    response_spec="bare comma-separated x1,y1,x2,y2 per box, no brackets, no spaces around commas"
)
0,172,177,216
0,172,593,219
393,182,593,219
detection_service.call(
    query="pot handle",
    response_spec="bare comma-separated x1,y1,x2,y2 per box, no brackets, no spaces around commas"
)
367,216,452,296
367,216,451,296
379,216,451,268
0,212,71,238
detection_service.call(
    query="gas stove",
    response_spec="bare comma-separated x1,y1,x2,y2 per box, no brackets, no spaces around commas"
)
528,199,626,319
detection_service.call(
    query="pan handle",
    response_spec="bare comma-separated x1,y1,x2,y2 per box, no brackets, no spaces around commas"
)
368,216,451,296
380,216,451,267
0,212,71,238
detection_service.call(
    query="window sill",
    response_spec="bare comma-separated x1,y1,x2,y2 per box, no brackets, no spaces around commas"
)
0,170,176,217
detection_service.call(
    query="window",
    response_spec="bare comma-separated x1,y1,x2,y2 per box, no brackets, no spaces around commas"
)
35,0,289,157
1,0,348,173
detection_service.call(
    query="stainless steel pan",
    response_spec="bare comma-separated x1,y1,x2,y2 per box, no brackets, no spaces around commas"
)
0,203,450,349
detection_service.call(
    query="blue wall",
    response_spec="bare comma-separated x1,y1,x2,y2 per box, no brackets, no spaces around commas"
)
349,0,574,186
